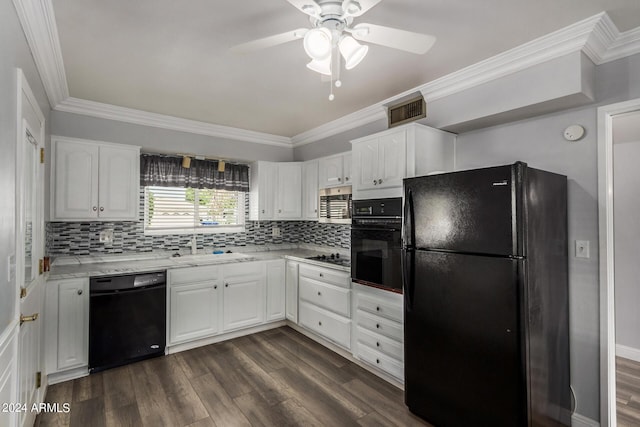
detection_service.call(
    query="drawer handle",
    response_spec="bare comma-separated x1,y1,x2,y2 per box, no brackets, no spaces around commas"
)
318,321,322,326
376,323,380,329
317,291,321,296
376,342,380,347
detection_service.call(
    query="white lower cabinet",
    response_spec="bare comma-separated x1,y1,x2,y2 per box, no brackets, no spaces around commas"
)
285,260,299,323
222,262,266,331
45,278,89,373
298,263,351,350
353,285,404,381
266,260,285,321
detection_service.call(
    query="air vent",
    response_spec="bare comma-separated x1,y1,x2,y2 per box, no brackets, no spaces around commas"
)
388,96,426,128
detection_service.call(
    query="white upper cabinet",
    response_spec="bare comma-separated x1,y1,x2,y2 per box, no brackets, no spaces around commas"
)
250,161,304,220
318,152,351,188
276,162,302,219
51,137,140,221
351,123,456,199
302,160,319,220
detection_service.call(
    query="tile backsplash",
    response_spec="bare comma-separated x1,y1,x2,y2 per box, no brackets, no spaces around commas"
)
46,190,350,256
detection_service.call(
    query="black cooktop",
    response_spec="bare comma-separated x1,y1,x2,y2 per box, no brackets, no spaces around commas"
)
305,253,350,267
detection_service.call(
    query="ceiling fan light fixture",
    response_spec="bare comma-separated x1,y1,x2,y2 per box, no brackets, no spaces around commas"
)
303,27,332,60
339,36,368,70
306,57,332,76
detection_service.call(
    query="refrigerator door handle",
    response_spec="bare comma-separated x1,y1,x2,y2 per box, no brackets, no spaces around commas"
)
402,248,415,310
403,189,415,249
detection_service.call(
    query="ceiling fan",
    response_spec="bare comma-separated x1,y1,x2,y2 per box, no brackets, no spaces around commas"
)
231,0,436,100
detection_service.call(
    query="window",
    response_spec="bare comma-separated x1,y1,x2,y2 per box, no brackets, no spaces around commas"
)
144,186,245,234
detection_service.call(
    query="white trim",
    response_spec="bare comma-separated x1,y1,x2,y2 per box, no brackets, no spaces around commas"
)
616,344,640,363
12,0,68,107
572,413,600,427
13,2,640,148
597,97,640,427
55,97,293,148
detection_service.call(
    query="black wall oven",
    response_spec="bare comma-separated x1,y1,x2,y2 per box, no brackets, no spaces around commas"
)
351,198,403,293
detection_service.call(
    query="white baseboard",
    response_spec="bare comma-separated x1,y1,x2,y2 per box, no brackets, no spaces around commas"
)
572,412,600,427
616,344,640,363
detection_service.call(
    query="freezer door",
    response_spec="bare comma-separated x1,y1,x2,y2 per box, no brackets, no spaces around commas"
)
404,164,522,256
404,250,525,427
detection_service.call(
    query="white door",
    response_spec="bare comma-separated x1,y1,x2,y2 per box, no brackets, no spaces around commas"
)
377,130,407,188
98,145,139,219
266,261,285,321
223,277,265,331
276,163,302,219
354,139,379,191
319,155,344,187
16,72,46,427
52,139,99,219
302,160,319,220
285,261,299,323
170,281,219,344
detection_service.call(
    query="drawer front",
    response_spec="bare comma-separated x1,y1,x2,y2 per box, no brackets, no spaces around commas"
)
357,293,403,323
358,343,404,380
299,264,350,289
357,327,403,361
357,310,403,342
223,261,264,279
299,277,350,317
299,302,351,349
169,265,219,285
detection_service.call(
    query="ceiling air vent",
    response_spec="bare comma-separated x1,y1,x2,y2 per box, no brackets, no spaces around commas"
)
388,96,426,128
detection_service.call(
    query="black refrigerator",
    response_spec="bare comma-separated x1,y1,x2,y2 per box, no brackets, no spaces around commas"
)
402,162,571,427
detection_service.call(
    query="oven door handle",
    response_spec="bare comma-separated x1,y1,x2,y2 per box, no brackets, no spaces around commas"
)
352,226,402,232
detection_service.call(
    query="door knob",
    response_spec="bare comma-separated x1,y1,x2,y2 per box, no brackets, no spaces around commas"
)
20,313,39,326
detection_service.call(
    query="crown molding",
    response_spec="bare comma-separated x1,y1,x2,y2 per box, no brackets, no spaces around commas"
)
12,0,68,107
13,2,640,148
55,97,293,147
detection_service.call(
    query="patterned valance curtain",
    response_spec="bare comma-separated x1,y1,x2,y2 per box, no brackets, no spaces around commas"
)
140,154,249,192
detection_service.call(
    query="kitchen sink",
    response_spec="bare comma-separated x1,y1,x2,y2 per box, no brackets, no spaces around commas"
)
170,252,254,262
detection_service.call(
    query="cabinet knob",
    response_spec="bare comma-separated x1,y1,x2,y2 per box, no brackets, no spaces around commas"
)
338,177,342,181
376,323,380,329
92,206,97,211
99,207,104,212
378,179,383,184
373,180,377,185
376,342,380,347
376,306,380,311
278,209,282,213
376,358,380,364
214,285,217,289
318,321,322,326
317,291,321,296
319,273,323,277
345,177,349,181
262,209,265,214
225,283,229,288
77,289,83,295
314,209,317,213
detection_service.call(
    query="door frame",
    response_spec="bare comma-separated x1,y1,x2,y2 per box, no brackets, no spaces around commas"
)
597,97,640,427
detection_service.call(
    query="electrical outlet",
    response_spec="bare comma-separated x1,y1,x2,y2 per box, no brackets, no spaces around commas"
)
100,229,114,244
575,240,590,258
272,227,281,237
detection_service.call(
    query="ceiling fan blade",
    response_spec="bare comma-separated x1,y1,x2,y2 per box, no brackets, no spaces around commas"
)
230,28,308,54
343,0,381,17
351,23,436,54
286,0,321,18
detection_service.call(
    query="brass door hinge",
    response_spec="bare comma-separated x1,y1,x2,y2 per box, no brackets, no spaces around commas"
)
38,259,43,275
35,371,42,388
40,148,45,164
20,287,27,299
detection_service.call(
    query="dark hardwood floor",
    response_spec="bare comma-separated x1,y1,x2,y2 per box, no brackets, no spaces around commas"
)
37,327,429,427
617,356,640,426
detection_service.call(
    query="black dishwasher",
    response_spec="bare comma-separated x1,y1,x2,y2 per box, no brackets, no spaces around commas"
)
89,271,166,373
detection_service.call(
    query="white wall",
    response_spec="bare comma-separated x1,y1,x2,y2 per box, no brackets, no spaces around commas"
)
614,139,640,352
0,1,50,334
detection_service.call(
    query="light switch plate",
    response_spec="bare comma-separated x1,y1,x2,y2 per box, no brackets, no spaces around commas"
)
575,240,590,258
272,227,281,237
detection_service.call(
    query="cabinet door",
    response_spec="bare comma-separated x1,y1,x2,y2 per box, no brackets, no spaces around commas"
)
98,145,139,220
302,160,319,220
377,130,407,188
319,155,345,187
57,279,89,370
223,276,265,331
343,153,352,185
266,261,285,321
285,261,299,323
170,281,219,344
53,140,99,219
353,139,379,191
259,162,277,219
276,163,302,219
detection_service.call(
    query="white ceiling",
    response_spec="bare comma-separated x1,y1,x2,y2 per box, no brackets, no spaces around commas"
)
52,0,640,137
